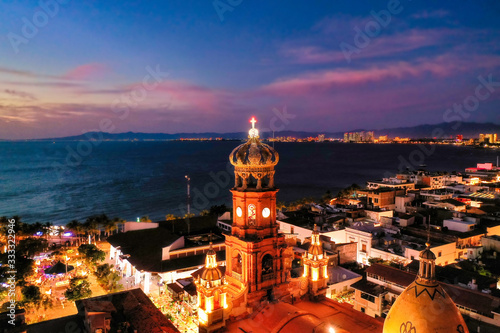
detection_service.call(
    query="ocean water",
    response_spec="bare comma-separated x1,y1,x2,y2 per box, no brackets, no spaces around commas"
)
0,141,498,225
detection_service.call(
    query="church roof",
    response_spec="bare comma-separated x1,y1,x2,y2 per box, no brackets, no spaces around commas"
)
383,244,469,333
383,279,469,333
224,302,331,333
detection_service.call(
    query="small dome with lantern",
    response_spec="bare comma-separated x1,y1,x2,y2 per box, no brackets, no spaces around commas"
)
229,117,279,190
307,224,324,260
383,243,469,333
198,242,224,288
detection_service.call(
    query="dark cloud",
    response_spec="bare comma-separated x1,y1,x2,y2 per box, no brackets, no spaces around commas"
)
4,89,37,100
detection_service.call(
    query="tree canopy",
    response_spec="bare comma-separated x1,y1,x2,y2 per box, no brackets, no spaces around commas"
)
78,244,105,264
64,277,92,301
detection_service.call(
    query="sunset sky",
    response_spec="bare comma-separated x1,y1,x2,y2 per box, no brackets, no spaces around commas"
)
1,0,500,139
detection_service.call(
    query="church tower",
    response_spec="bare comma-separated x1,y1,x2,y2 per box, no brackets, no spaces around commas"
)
303,224,329,299
225,117,292,313
195,242,227,333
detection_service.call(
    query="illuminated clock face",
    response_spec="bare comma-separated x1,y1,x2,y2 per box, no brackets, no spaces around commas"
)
236,207,243,217
248,204,256,224
262,207,271,218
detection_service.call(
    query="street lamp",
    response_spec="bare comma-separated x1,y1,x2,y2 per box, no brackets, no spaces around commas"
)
185,175,191,235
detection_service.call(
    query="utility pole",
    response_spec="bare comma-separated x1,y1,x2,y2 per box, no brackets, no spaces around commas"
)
185,175,191,235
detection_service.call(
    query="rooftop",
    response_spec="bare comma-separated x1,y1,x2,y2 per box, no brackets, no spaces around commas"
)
225,299,383,333
28,289,179,333
366,264,415,287
368,263,500,316
351,279,387,297
108,227,181,272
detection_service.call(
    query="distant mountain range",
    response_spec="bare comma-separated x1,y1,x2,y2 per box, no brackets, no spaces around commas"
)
25,122,500,141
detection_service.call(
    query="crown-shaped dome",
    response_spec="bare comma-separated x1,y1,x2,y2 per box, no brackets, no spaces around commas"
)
229,138,279,167
229,117,279,190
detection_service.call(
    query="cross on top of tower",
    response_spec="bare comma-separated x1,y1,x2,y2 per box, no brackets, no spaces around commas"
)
250,116,257,128
248,116,259,138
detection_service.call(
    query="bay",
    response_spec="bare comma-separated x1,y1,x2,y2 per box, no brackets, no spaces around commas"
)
0,141,498,225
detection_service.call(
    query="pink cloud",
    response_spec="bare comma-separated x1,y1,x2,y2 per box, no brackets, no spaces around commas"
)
62,63,108,81
261,54,500,95
281,28,454,64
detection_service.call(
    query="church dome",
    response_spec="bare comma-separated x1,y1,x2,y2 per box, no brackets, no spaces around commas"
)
383,245,469,333
419,243,436,260
201,266,223,282
308,243,323,258
229,139,278,167
229,117,278,168
200,243,223,286
229,117,279,190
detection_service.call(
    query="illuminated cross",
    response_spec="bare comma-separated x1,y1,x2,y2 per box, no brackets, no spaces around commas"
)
250,117,257,129
248,117,259,138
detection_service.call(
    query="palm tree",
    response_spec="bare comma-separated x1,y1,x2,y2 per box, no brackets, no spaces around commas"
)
66,220,83,246
32,222,44,236
165,214,177,221
84,218,99,244
103,219,118,237
114,217,126,234
43,222,53,241
140,216,152,222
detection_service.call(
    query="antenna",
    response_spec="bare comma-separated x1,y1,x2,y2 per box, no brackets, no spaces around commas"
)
427,215,431,245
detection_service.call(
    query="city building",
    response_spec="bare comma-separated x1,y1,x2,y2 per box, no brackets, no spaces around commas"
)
107,225,225,294
357,188,405,210
365,179,416,191
344,131,375,143
27,289,179,333
479,133,498,144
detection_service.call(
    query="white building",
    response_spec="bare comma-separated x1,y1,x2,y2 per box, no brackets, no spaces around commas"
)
443,218,476,233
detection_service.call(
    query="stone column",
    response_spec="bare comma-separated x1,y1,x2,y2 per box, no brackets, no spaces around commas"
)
135,270,141,285
125,261,132,277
